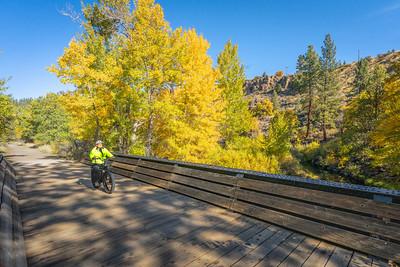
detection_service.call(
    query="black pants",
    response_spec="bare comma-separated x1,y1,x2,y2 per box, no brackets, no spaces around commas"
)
91,164,101,182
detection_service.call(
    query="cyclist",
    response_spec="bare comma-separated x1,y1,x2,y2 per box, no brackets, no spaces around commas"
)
89,140,113,187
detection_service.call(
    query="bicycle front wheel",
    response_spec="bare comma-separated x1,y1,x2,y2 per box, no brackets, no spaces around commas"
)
103,171,115,194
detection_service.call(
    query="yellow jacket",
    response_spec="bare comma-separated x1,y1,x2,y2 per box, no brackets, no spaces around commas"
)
89,147,113,164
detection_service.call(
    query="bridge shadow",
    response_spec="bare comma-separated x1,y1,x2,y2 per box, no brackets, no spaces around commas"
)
6,154,243,266
5,149,363,267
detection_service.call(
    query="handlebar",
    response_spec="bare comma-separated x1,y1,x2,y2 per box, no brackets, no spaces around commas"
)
92,157,113,166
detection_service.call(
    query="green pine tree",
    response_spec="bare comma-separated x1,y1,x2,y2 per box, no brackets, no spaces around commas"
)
274,83,282,93
368,65,387,121
272,89,280,110
317,34,341,141
354,58,370,94
295,45,321,140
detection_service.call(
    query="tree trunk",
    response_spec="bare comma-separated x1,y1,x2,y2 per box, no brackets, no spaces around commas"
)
322,118,327,141
92,103,100,142
145,112,154,157
305,93,312,140
322,74,327,141
145,88,154,157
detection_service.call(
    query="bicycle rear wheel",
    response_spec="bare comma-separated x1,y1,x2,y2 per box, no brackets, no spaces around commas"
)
103,171,115,194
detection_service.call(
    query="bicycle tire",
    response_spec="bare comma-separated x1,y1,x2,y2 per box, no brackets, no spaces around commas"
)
103,171,115,194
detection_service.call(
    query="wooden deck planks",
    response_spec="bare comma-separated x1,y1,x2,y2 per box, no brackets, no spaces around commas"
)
28,204,221,266
155,216,257,266
67,206,239,266
278,237,321,267
25,203,200,265
207,225,280,267
371,258,390,267
106,212,244,266
348,252,373,267
186,223,268,267
4,144,386,267
302,241,336,267
255,233,306,267
325,247,354,267
231,228,292,266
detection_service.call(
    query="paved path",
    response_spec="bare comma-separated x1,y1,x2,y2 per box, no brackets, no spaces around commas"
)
5,143,385,267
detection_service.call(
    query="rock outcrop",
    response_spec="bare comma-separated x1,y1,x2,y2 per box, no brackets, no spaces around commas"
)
245,50,400,110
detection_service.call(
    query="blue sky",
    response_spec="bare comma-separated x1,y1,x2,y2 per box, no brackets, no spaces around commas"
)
1,0,400,99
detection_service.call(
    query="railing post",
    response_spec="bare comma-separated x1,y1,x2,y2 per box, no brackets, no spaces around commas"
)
166,164,178,191
229,173,242,211
374,194,392,223
130,158,141,179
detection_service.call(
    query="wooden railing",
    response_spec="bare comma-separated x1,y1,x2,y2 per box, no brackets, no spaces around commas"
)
107,153,400,263
0,155,27,267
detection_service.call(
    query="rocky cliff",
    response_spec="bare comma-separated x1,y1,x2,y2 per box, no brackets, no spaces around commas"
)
245,50,400,111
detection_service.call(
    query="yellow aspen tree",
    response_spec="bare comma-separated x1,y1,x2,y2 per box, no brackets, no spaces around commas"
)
49,32,120,145
123,0,178,156
153,29,224,163
371,63,400,176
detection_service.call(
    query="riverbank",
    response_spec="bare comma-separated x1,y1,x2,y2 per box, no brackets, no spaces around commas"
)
295,157,400,190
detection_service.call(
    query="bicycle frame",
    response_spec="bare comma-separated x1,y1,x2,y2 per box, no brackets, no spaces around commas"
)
97,160,110,180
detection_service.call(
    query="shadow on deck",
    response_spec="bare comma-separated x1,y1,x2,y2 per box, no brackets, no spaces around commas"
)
4,144,390,267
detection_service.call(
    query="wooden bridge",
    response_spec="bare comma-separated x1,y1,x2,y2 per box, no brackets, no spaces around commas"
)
1,143,399,267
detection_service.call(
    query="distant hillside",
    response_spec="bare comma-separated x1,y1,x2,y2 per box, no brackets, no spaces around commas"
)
246,50,400,111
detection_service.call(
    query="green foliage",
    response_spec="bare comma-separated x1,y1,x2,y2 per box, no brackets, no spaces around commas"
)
295,45,320,139
82,2,120,41
343,65,387,145
14,98,34,141
0,79,15,141
294,35,343,142
295,61,399,188
317,34,341,140
296,141,321,162
264,110,298,160
354,58,370,94
272,89,280,110
217,40,254,143
274,83,283,93
17,94,71,145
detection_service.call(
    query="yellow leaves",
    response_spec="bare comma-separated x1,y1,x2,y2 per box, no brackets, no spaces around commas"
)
253,98,274,117
49,40,92,85
212,136,279,173
125,0,174,91
370,70,400,175
152,28,223,163
48,0,301,175
134,0,169,31
275,70,284,78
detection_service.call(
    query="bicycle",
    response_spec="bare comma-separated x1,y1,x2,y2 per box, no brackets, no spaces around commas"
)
91,159,115,194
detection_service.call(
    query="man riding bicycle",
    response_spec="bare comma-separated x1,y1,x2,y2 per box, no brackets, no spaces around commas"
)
89,140,113,187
